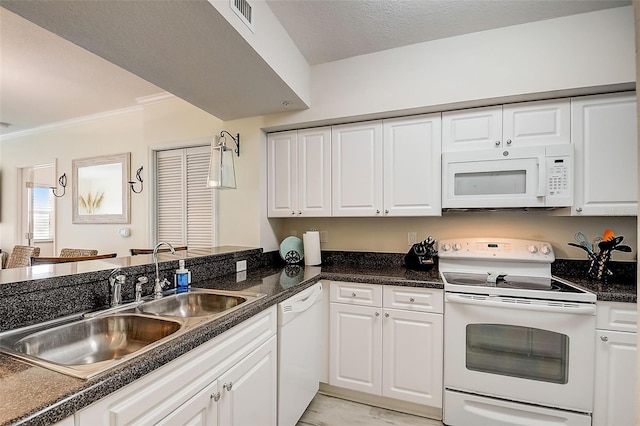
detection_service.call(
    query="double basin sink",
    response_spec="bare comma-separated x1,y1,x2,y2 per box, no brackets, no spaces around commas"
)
0,289,264,379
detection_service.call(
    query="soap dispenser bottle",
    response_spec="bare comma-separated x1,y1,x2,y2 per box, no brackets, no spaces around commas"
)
175,259,191,293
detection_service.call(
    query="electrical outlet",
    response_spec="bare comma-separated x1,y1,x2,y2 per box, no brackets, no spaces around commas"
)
408,232,417,245
320,231,329,243
236,260,247,272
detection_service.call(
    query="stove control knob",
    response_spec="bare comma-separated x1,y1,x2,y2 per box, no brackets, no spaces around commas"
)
540,246,552,255
528,245,539,254
452,243,462,251
441,243,451,252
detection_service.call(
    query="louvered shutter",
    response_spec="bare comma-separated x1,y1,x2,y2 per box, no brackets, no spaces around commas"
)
186,147,213,247
155,146,214,248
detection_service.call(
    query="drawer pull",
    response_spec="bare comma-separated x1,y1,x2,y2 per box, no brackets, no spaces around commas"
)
352,292,356,297
600,335,609,342
409,297,415,302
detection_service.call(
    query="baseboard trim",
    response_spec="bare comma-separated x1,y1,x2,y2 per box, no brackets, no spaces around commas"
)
318,383,442,421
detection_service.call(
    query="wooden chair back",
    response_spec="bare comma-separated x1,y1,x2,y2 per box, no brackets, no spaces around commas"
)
130,246,187,256
31,253,117,265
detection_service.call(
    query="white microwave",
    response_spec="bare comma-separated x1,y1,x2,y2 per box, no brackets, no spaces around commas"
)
442,145,573,208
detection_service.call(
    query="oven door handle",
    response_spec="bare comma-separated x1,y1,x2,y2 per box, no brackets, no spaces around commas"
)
445,293,596,315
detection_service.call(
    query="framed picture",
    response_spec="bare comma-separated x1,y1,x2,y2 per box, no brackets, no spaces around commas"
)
72,153,130,224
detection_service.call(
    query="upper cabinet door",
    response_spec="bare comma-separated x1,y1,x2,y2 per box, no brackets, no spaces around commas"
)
503,99,570,147
571,92,638,216
383,114,442,216
332,121,383,216
267,131,297,218
297,127,332,217
442,106,502,151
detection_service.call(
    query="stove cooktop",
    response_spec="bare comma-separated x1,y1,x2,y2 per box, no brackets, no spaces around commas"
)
442,272,596,303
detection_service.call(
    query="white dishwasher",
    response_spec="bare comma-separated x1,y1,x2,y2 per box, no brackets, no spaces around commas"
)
277,282,323,426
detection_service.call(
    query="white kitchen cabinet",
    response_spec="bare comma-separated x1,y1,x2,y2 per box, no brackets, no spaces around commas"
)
571,92,638,216
267,128,332,217
329,301,383,394
593,301,638,426
76,306,277,426
442,99,570,151
329,282,443,409
331,121,384,216
332,116,442,217
218,335,277,426
383,114,442,216
382,308,443,407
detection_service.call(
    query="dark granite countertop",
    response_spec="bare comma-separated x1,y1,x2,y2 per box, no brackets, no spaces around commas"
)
0,262,634,425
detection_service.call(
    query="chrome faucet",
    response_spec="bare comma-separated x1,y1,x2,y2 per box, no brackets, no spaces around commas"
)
109,268,126,306
152,242,176,299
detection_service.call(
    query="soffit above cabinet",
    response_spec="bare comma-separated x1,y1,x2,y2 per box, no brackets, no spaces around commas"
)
1,0,309,122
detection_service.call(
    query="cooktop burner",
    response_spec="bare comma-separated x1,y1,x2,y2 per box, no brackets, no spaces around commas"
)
442,272,584,293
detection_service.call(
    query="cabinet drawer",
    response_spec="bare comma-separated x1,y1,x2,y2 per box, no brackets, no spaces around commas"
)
596,301,637,332
383,286,443,314
330,281,382,307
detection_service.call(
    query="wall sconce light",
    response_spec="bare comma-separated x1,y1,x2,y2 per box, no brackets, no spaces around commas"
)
128,166,144,193
50,173,67,198
207,131,240,189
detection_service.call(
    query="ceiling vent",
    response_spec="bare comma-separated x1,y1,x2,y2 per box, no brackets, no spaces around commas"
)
230,0,254,33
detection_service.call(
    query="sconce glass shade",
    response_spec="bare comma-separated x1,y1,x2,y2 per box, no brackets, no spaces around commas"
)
207,141,237,189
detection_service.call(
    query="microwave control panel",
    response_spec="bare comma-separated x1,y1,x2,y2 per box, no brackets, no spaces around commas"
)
545,153,572,206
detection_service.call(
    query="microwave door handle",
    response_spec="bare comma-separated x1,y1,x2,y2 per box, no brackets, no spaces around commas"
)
537,156,546,197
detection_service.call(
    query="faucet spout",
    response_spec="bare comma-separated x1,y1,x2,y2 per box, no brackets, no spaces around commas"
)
152,242,177,299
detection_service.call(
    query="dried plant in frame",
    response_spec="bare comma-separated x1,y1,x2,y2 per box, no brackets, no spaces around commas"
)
72,153,130,224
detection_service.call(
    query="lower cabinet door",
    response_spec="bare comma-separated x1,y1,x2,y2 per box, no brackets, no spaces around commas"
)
329,302,382,394
593,330,638,426
382,309,443,407
218,336,277,426
157,381,220,426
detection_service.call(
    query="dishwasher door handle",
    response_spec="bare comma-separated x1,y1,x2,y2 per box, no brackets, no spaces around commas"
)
284,283,323,314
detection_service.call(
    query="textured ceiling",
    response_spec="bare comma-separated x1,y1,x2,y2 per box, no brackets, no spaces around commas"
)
0,0,632,137
267,0,631,65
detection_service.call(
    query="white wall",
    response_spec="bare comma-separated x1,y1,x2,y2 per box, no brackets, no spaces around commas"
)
0,97,227,257
263,6,635,130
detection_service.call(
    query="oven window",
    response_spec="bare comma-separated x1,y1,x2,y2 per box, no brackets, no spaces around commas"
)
466,324,569,384
454,170,526,195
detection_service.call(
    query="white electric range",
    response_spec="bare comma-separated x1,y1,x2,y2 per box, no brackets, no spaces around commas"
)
439,237,596,426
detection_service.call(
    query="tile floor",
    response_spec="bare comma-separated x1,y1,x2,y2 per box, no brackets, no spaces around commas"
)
297,393,444,426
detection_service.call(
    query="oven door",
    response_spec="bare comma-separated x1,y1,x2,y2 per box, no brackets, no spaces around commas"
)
442,147,546,208
444,293,596,413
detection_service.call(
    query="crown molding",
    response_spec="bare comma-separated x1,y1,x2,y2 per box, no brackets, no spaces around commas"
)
135,92,176,105
0,105,144,141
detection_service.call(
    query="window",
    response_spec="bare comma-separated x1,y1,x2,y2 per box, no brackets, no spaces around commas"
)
155,146,214,247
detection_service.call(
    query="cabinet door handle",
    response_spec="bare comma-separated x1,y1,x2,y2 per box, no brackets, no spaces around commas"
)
211,392,221,402
575,207,583,213
223,382,233,391
298,211,302,215
506,139,512,145
291,211,295,215
376,209,380,214
495,141,501,146
375,312,380,317
384,312,389,318
384,209,389,214
600,335,609,342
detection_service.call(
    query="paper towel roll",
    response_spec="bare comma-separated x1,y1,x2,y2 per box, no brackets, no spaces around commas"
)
303,231,322,266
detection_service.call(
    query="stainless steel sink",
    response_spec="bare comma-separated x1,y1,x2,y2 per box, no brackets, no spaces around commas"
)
0,288,264,379
15,314,181,365
137,291,247,318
